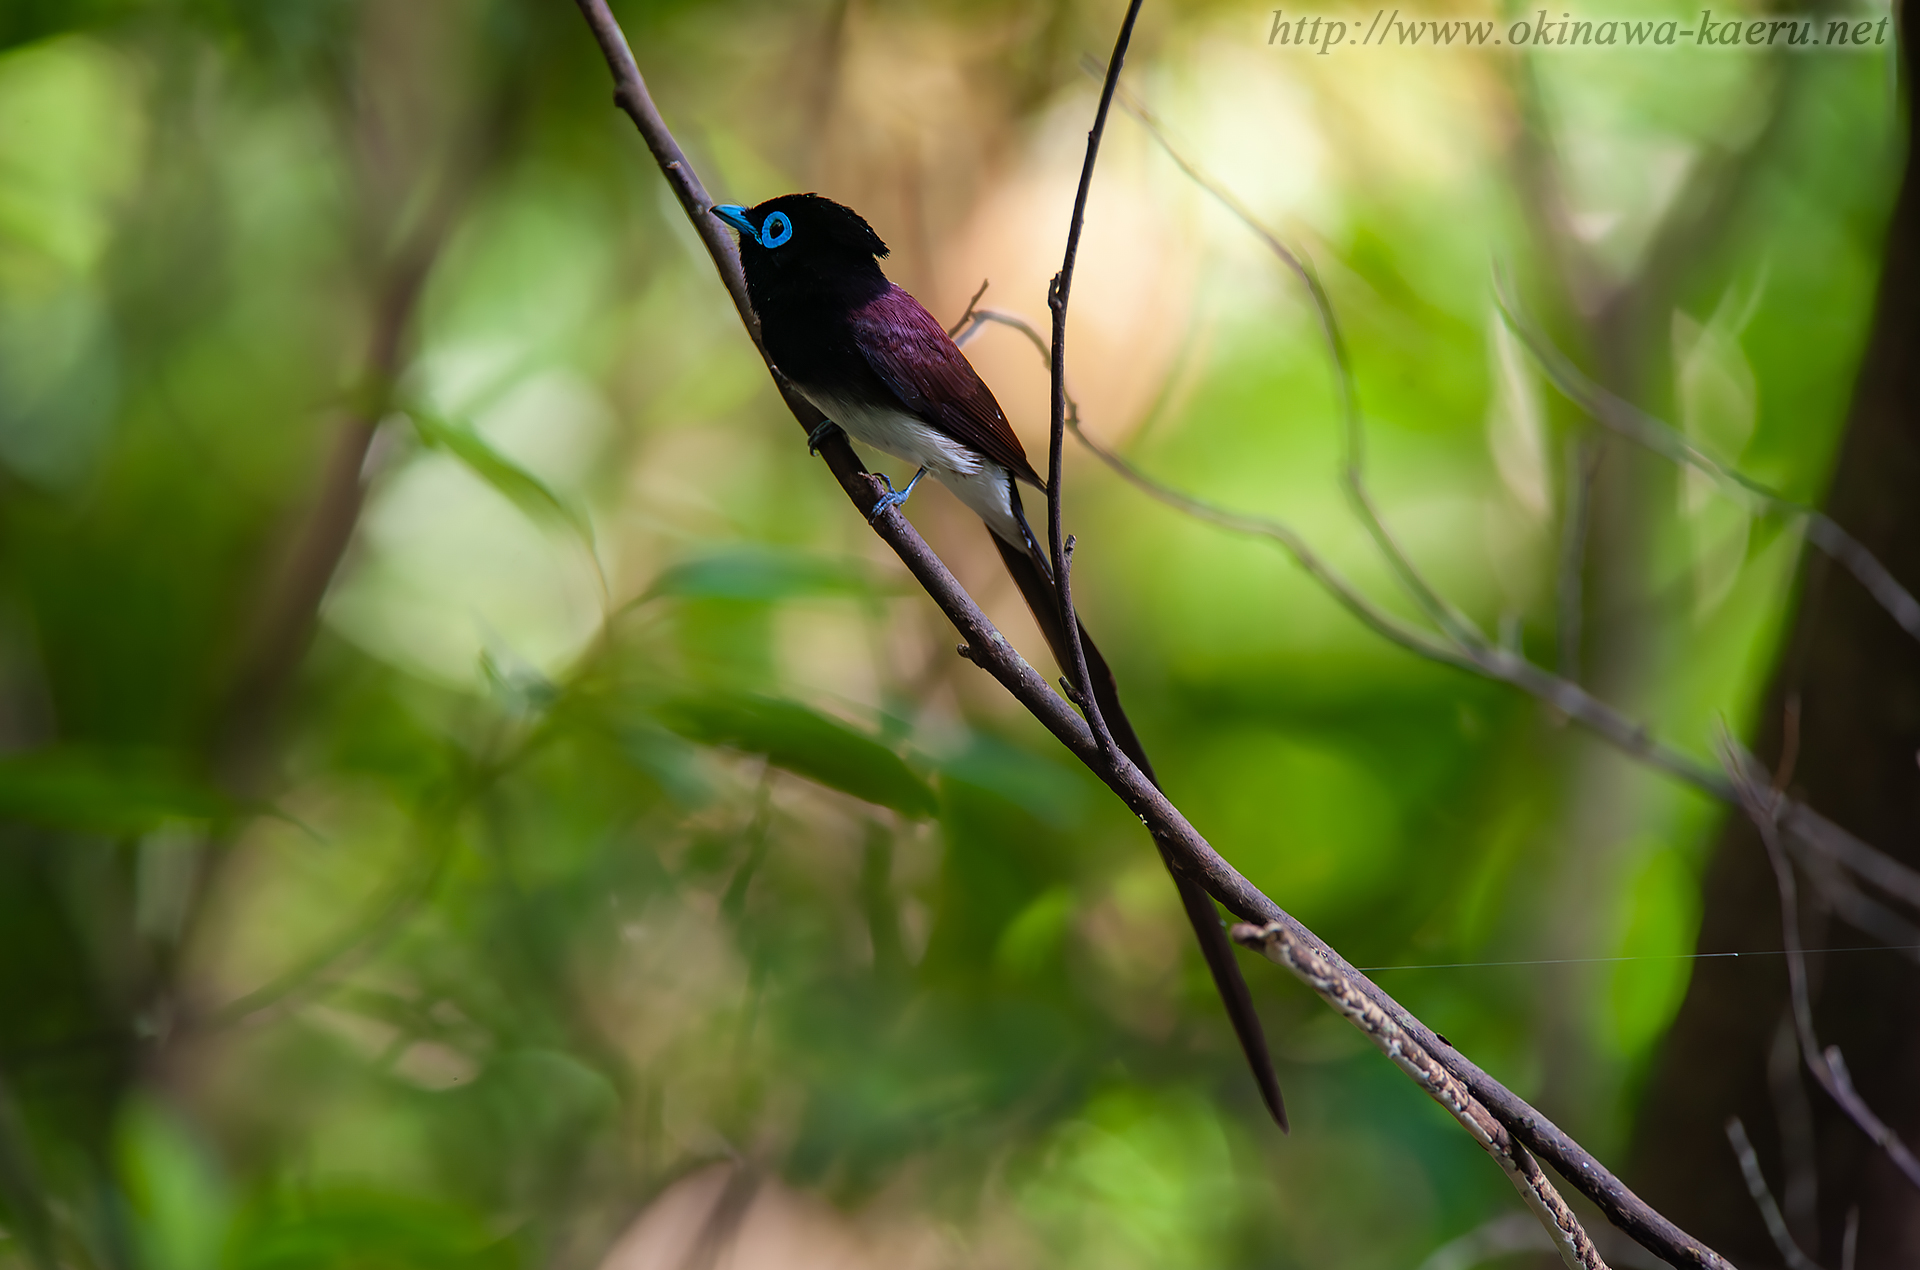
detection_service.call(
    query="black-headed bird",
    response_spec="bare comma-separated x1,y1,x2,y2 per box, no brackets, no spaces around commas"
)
713,192,1286,1131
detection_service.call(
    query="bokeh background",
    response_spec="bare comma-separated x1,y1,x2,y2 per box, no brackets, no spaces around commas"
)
0,0,1905,1267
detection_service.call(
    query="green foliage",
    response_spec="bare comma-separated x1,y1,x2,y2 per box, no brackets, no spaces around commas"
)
651,692,937,817
0,1,1900,1267
0,749,226,836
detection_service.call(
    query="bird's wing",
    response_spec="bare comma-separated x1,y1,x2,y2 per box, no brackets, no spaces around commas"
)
848,286,1043,487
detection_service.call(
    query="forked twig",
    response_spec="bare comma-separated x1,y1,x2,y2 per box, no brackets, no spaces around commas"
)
1723,739,1920,1193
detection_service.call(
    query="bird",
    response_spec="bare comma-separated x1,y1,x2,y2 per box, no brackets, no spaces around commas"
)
712,192,1287,1131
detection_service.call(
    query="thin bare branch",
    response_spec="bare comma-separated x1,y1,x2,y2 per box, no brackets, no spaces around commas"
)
1725,1116,1825,1270
1495,279,1920,642
1015,302,1734,794
1786,843,1920,957
946,277,990,339
954,303,1748,801
953,306,1474,671
569,8,1739,1266
1093,78,1920,932
1723,740,1920,1193
1043,0,1144,762
1108,76,1488,652
217,236,438,781
1072,421,1482,670
1766,1014,1821,1248
1824,1045,1920,1184
1778,798,1920,915
1234,922,1609,1270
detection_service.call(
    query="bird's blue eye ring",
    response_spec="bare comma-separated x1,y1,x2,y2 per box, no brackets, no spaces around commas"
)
758,211,793,249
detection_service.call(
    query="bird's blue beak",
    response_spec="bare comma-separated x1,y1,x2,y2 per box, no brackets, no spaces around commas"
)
711,204,756,236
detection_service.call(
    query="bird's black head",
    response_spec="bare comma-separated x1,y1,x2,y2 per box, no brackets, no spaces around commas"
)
712,193,890,302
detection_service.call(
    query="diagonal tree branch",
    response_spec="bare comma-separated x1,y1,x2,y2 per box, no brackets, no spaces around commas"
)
566,4,1736,1266
1094,81,1920,929
217,235,438,780
1105,76,1488,653
953,306,1479,673
1494,279,1920,643
1234,920,1609,1270
958,294,1920,960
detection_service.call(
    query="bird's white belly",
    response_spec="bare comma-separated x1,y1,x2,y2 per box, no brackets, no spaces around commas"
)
805,391,1027,549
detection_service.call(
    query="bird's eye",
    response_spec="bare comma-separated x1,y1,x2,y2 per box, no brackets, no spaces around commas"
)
758,211,793,249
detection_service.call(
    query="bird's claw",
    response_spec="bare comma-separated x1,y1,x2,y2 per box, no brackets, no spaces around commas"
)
867,467,927,522
807,420,844,456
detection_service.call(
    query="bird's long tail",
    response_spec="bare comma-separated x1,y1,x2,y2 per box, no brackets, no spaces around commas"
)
990,525,1288,1132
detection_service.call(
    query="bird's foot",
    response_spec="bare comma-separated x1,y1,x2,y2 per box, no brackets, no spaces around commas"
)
807,420,844,456
869,467,927,521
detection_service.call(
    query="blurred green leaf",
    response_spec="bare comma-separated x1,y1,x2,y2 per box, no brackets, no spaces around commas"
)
613,715,712,806
229,1192,520,1270
117,1098,232,1270
643,545,892,603
408,410,593,546
937,734,1088,829
652,691,936,816
0,746,225,834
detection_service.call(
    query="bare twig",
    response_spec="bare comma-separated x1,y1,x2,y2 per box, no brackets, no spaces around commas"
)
1766,1013,1821,1247
568,8,1739,1266
1778,796,1920,916
1043,0,1144,760
1494,280,1920,643
949,297,1920,1262
969,307,1730,799
1725,1116,1825,1270
1071,420,1482,671
946,277,990,338
1234,922,1609,1270
1824,1045,1920,1182
1783,844,1920,959
1724,741,1920,1193
1107,77,1487,652
1097,80,1920,933
217,237,438,780
953,306,1475,671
